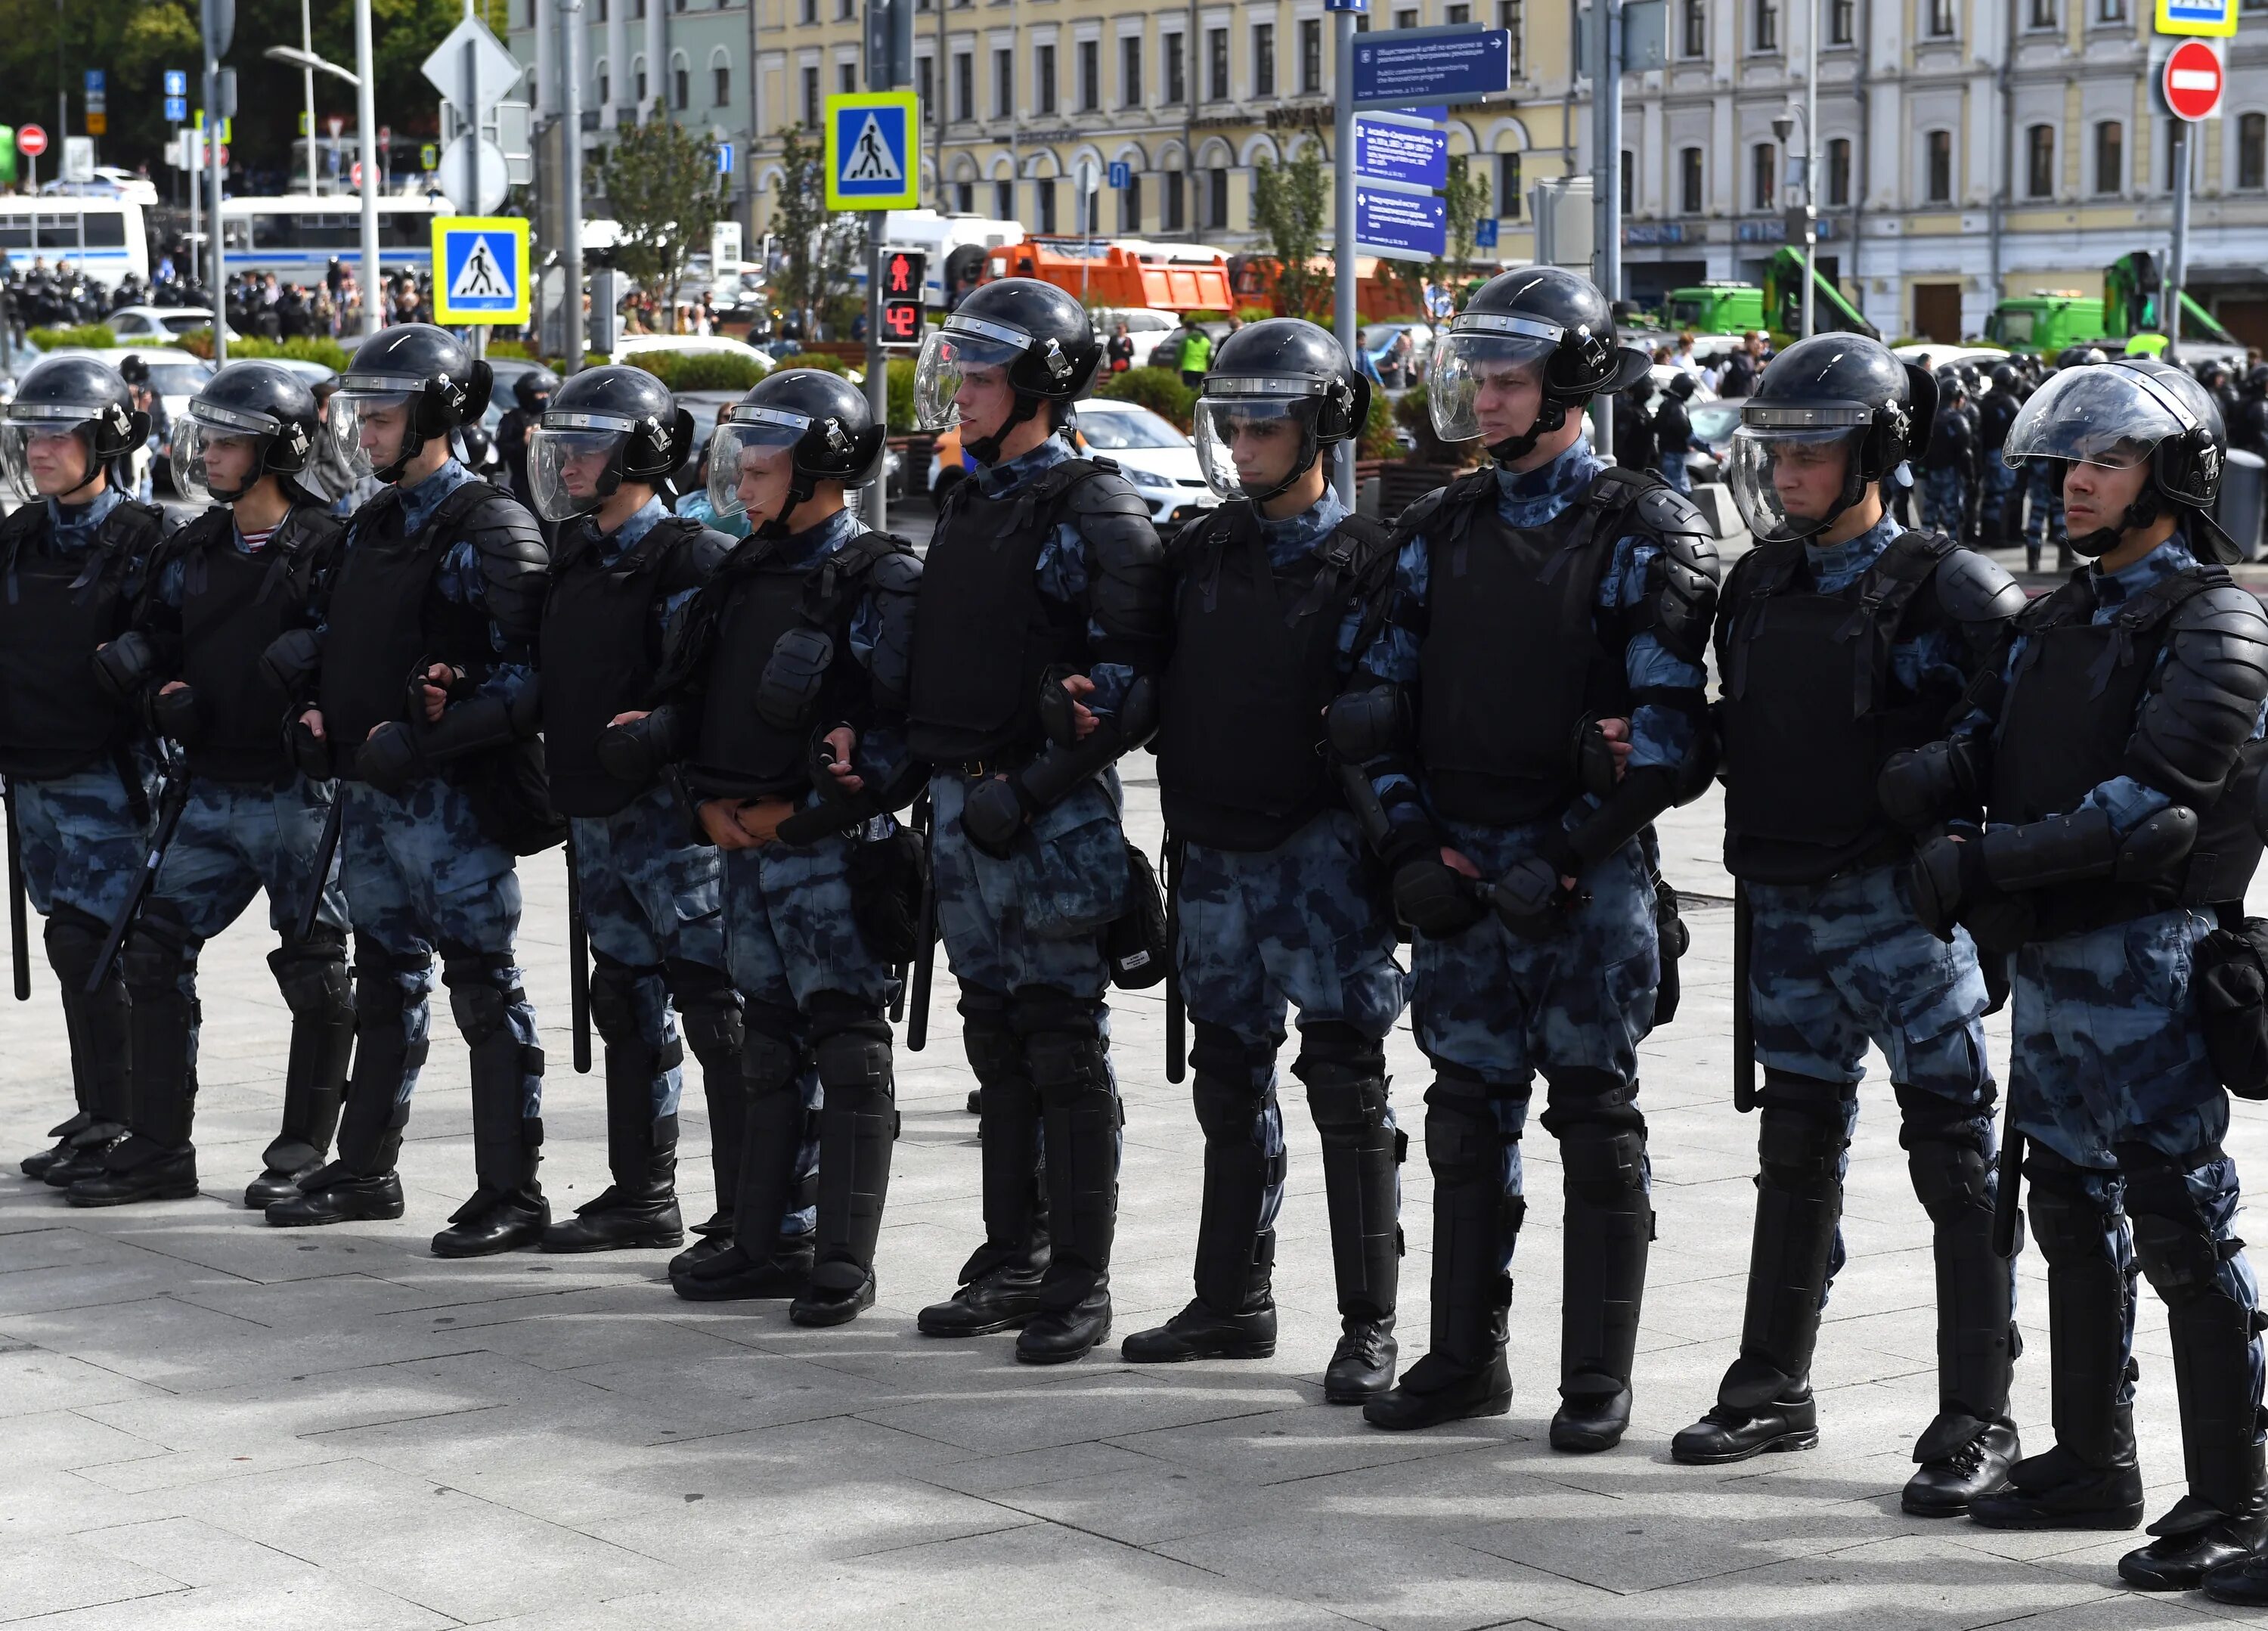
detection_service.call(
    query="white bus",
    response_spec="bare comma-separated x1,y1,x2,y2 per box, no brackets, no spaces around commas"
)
218,194,447,280
0,195,151,292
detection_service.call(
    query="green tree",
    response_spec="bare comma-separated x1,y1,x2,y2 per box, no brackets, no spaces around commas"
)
1388,155,1492,332
769,123,860,340
1250,141,1328,320
593,101,723,324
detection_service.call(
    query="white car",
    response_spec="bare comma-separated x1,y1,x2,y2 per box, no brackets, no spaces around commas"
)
1091,308,1182,371
925,398,1219,535
1891,343,2010,375
609,333,776,370
107,306,238,343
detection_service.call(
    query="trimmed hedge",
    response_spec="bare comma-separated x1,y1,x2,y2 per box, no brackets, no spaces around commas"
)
28,324,116,352
1095,366,1196,433
618,350,770,392
166,331,354,371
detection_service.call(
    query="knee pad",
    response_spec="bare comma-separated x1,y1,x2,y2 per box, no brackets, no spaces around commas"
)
352,941,421,1026
665,959,743,1062
442,954,517,1046
1907,1138,1992,1226
742,1019,802,1102
1561,1123,1648,1205
1302,1062,1393,1143
959,985,1023,1084
1009,983,1101,1045
1189,1019,1275,1092
2119,1143,2229,1305
587,952,655,1047
1191,1071,1266,1144
807,988,891,1048
814,1027,892,1099
1423,1076,1510,1187
42,902,107,985
121,910,196,996
2024,1148,2124,1268
1290,1019,1386,1086
1538,1065,1645,1142
270,926,351,1015
1895,1081,1992,1158
1027,1027,1110,1105
1756,1102,1849,1190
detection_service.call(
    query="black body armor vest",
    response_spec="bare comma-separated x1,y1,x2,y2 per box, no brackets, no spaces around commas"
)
906,460,1097,763
0,497,165,780
175,505,338,785
1156,504,1393,851
1718,532,1962,884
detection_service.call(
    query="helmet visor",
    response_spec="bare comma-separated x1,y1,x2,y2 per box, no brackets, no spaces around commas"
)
327,388,416,479
705,407,810,517
171,416,271,507
912,314,1032,430
2003,366,2188,471
1193,392,1318,500
1726,422,1870,544
1428,324,1560,443
0,403,98,499
528,413,635,522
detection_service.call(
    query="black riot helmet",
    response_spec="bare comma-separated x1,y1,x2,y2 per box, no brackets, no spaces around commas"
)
1428,264,1651,464
327,322,494,483
1724,332,1934,544
171,360,320,506
912,276,1103,464
1191,318,1370,504
1988,362,2019,395
526,365,692,522
2003,355,2237,561
706,367,884,535
2054,344,2110,371
513,364,561,414
0,352,147,502
2245,363,2268,398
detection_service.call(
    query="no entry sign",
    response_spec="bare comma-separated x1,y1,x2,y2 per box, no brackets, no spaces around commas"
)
16,124,48,159
2164,40,2225,123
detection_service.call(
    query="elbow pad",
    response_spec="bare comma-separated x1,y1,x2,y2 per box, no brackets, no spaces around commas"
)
1980,808,2121,891
1326,685,1409,767
775,758,931,847
755,628,834,732
259,628,325,699
2112,805,2200,882
1879,738,1988,831
356,684,541,794
93,631,158,700
1564,766,1679,871
596,704,689,789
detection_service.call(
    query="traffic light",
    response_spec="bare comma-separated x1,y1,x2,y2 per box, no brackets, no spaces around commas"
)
881,248,927,348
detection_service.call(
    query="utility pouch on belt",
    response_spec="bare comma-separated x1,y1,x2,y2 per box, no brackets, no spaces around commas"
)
1106,841,1170,990
2195,912,2268,1100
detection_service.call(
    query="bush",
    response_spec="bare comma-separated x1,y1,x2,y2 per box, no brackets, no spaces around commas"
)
1234,305,1275,326
164,330,354,371
28,324,116,352
780,349,850,377
485,337,536,360
1392,382,1480,466
620,350,770,392
1095,365,1196,433
1361,389,1402,461
887,357,916,434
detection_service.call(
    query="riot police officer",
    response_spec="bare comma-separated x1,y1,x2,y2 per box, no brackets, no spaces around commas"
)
0,355,162,1186
264,324,557,1257
907,277,1170,1364
653,369,922,1325
1119,319,1410,1399
1336,266,1720,1439
495,366,558,520
525,365,742,1254
1978,364,2022,548
1669,335,2028,1514
1900,358,2268,1592
1922,371,1977,541
70,362,355,1209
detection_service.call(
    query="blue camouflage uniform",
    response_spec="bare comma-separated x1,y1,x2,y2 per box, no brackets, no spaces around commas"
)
2023,456,2067,566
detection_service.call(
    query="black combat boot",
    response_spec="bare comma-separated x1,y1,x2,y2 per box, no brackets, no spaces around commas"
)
921,1007,1050,1336
1123,1065,1278,1363
245,930,353,1208
1300,1047,1402,1403
1123,1233,1279,1362
674,1029,814,1300
70,919,200,1208
792,1021,897,1326
430,974,548,1257
1553,1112,1653,1453
1017,1020,1117,1364
270,945,423,1227
33,906,132,1186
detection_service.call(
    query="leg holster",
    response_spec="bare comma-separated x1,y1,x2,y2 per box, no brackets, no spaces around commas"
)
962,985,1044,1280
45,903,132,1128
444,955,543,1204
120,907,200,1152
810,1000,897,1291
731,1006,807,1251
1295,1025,1401,1325
591,953,680,1195
1424,1071,1523,1374
1021,988,1117,1310
1545,1068,1651,1407
2122,1141,2268,1521
265,924,352,1171
668,957,745,1231
333,940,426,1176
1900,1084,2017,1450
1724,1072,1853,1410
1189,1019,1280,1315
2026,1147,2139,1472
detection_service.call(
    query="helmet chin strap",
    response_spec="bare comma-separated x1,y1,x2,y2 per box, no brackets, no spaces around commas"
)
965,394,1041,467
1485,400,1567,467
757,472,818,538
1243,429,1320,506
374,423,426,486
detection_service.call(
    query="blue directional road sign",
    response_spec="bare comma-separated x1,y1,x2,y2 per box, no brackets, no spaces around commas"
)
717,141,735,175
1475,216,1500,249
1354,117,1448,190
1355,186,1448,262
164,70,188,99
165,98,189,123
1325,0,1368,11
1352,29,1513,109
1108,160,1130,189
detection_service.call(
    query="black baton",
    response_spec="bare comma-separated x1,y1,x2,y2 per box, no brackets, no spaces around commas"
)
566,833,592,1074
296,790,346,944
1164,831,1185,1084
4,776,28,1001
906,797,937,1052
1732,879,1756,1114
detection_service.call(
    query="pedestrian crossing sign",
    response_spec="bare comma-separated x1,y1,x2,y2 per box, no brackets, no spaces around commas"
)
431,216,530,325
825,91,921,211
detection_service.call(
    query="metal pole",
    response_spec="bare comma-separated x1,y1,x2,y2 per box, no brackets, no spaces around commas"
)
1332,7,1356,506
562,0,587,372
866,219,888,529
303,0,319,196
208,57,228,366
56,0,66,146
1801,0,1817,340
1591,0,1617,462
187,135,199,288
463,32,485,360
356,0,381,338
2170,120,2192,364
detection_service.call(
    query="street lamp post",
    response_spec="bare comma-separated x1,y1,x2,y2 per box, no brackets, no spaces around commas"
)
265,34,378,338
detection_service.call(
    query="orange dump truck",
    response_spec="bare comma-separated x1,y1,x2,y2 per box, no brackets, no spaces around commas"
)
983,239,1235,312
1228,253,1424,321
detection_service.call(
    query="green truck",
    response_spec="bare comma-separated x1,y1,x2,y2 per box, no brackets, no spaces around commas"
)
1984,253,2238,357
1659,250,1879,344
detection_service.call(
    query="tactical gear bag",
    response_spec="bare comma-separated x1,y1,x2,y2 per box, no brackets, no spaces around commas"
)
1105,840,1170,990
2195,911,2268,1100
847,818,929,966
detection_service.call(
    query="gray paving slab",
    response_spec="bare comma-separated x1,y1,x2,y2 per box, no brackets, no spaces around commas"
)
5,786,2268,1626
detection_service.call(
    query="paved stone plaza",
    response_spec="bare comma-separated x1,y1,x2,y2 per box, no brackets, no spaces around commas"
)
5,777,2267,1631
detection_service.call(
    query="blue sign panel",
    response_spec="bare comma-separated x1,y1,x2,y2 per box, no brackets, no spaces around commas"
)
1108,160,1130,188
439,225,522,315
1354,117,1448,189
164,97,188,122
85,70,105,94
1474,216,1499,248
717,141,735,174
164,70,188,99
1352,29,1513,108
1324,0,1368,11
1355,186,1448,262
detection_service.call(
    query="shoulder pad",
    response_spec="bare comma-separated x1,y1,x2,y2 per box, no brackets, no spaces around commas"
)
1064,464,1157,520
1933,547,2026,625
2171,579,2268,640
171,506,233,551
647,517,733,593
461,490,550,571
103,500,166,550
868,547,923,594
1628,482,1714,545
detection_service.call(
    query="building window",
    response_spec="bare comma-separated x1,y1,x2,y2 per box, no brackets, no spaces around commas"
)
1037,180,1057,233
1928,0,1955,33
596,60,609,103
1829,0,1853,42
2094,120,2123,192
1621,148,1634,204
1207,27,1228,100
1036,44,1056,116
2025,122,2055,197
1123,37,1143,105
1079,41,1099,110
1501,152,1523,216
954,180,973,212
993,48,1012,117
1753,0,1777,51
838,61,857,95
1165,33,1185,104
1207,167,1229,228
1163,171,1185,231
1926,129,1952,201
1448,3,1470,19
2099,0,2127,17
1300,20,1323,92
633,0,643,14
635,59,648,102
802,66,820,128
917,55,934,108
1123,174,1142,231
1396,8,1418,26
2243,113,2267,190
1500,0,1524,71
1827,135,1851,205
1682,0,1706,53
1680,145,1703,212
1253,23,1275,96
674,61,689,110
1751,141,1775,209
995,178,1014,219
799,0,813,21
714,62,730,105
954,51,973,120
2028,0,2056,24
596,0,607,20
838,0,852,16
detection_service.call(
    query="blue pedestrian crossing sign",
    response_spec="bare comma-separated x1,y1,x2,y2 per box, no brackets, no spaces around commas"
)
431,216,529,325
824,91,921,211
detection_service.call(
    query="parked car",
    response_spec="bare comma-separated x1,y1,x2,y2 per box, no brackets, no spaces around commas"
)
609,333,776,370
107,305,239,343
929,398,1216,535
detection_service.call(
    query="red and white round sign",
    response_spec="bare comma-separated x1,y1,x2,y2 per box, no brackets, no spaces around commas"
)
16,123,48,159
2165,40,2225,125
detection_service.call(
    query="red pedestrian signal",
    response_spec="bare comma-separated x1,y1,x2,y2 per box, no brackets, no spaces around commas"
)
875,248,928,348
889,254,913,293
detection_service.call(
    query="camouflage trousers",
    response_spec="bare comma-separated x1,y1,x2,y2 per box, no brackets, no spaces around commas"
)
2008,909,2263,1427
1981,458,2021,542
1176,808,1410,1232
572,784,730,1124
337,774,541,1121
12,755,156,924
1656,454,1692,495
722,820,901,1236
2024,457,2067,554
1920,468,1969,538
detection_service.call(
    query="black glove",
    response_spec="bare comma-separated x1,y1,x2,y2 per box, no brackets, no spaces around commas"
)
1490,854,1576,939
1392,855,1487,939
961,774,1034,860
148,684,202,746
92,631,158,701
287,715,333,780
596,705,685,788
356,721,424,795
1905,832,1982,942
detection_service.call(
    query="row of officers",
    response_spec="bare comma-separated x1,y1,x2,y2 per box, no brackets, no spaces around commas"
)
7,268,2268,1602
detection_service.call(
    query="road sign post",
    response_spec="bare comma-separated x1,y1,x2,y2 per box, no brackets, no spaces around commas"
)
2164,40,2223,359
1328,0,1365,507
833,65,919,530
432,216,531,327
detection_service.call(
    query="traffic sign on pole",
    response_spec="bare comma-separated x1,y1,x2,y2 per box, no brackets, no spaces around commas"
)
881,247,927,347
1355,186,1448,262
432,216,530,325
2156,0,2237,36
1351,26,1510,110
2164,39,2225,122
1108,160,1130,189
164,70,188,100
824,90,921,210
16,125,48,160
